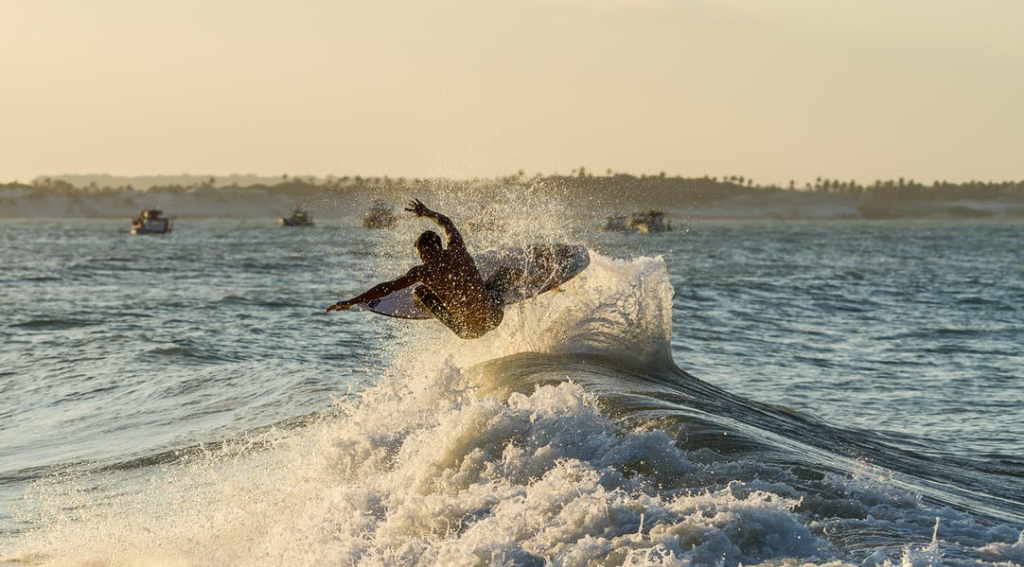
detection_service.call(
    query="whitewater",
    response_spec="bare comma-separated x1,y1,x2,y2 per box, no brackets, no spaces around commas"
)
1,199,1022,566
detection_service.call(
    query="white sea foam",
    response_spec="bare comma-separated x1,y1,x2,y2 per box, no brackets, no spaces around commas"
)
10,380,828,566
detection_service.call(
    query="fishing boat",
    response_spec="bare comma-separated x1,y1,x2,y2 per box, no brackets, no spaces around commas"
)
130,209,173,235
363,200,397,229
280,208,315,227
600,215,628,232
629,210,671,233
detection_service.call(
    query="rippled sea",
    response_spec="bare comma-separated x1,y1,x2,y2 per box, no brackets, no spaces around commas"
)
1,216,1022,566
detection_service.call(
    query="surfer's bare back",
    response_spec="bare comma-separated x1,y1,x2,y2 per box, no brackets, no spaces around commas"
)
326,199,515,339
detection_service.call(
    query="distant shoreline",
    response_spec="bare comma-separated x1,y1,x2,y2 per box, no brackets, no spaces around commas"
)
2,174,1023,220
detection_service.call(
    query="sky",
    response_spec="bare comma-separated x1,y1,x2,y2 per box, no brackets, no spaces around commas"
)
2,0,1022,185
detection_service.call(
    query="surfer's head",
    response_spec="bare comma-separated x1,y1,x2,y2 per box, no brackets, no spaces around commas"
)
416,230,443,262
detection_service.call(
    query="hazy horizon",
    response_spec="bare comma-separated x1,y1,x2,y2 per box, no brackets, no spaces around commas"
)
3,0,1022,185
12,171,1024,190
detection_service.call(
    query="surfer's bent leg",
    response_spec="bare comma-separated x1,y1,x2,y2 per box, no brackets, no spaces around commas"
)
485,267,516,302
483,267,518,328
413,285,465,336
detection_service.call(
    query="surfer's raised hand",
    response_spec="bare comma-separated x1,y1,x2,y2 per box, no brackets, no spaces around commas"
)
405,199,430,217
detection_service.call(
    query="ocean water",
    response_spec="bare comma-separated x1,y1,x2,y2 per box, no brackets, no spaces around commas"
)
1,210,1022,566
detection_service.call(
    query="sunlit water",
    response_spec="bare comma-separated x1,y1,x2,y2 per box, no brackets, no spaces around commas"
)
1,215,1022,566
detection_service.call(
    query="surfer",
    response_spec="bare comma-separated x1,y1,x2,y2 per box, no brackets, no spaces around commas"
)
326,199,515,339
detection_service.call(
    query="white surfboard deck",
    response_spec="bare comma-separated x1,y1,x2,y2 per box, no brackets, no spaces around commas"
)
354,244,590,319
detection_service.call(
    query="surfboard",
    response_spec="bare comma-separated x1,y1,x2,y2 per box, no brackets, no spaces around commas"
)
355,244,590,319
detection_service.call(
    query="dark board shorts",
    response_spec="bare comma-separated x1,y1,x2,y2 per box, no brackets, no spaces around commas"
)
413,267,514,339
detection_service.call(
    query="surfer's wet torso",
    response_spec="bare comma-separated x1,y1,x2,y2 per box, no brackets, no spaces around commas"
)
327,199,512,339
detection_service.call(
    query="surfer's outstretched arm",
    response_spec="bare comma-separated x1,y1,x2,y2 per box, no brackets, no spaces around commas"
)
326,269,421,312
405,199,464,250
